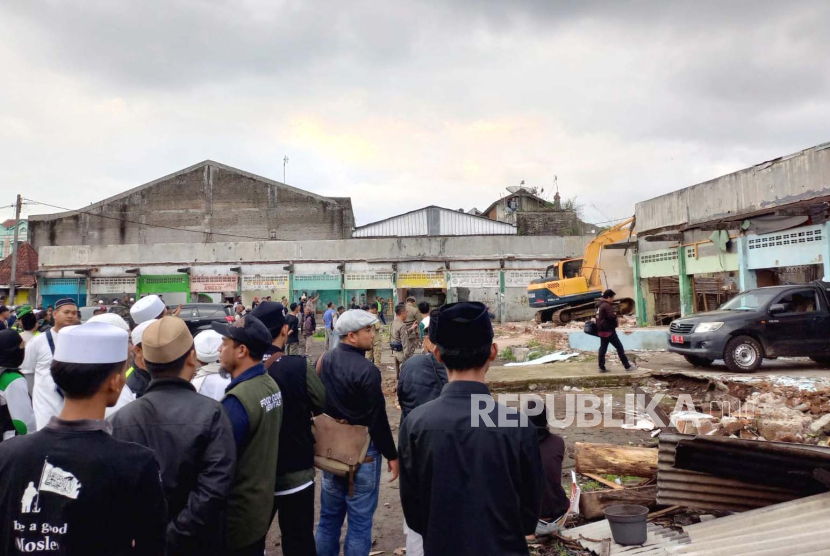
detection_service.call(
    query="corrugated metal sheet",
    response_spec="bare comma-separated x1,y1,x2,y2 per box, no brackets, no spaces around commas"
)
673,435,830,494
670,492,830,556
562,493,830,555
561,520,689,554
657,434,802,512
353,209,428,237
353,206,516,237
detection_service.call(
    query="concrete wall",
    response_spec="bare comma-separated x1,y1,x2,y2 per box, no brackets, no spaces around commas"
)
38,235,595,322
600,247,636,300
569,329,668,351
39,234,592,269
635,142,830,234
28,161,354,251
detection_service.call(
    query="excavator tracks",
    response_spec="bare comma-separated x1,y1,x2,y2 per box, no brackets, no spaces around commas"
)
534,297,635,325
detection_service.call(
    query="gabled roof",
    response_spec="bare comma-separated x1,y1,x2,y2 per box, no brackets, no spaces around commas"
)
0,242,38,288
482,188,549,217
28,160,342,222
1,219,20,229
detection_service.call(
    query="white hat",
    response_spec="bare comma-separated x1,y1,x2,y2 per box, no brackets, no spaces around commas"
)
88,312,130,333
334,309,378,335
131,295,165,324
131,318,158,346
98,300,104,304
54,322,129,364
194,330,223,363
130,298,135,302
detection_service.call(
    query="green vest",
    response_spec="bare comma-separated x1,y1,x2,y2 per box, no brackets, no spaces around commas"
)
224,372,282,548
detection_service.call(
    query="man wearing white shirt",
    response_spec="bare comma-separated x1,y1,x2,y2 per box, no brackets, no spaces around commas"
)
21,298,79,429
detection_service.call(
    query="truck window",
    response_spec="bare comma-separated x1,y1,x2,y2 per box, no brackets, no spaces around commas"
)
720,290,779,311
774,290,819,313
545,266,560,280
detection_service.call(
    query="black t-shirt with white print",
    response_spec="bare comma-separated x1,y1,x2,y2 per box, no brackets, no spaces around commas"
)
0,418,166,555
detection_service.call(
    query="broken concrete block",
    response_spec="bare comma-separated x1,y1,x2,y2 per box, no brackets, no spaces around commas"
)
720,416,743,435
511,347,531,362
810,413,830,434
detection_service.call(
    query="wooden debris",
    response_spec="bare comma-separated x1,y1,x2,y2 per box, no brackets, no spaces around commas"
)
575,442,658,478
582,473,624,490
579,485,658,519
648,505,682,519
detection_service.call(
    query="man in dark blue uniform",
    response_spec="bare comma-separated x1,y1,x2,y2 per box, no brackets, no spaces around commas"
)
398,302,543,556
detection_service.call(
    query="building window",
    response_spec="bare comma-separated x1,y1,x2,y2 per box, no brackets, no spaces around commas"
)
269,229,277,240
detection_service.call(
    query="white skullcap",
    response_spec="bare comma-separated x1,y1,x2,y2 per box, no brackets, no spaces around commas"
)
131,318,158,346
194,330,223,363
88,312,130,333
334,309,378,335
131,295,165,324
54,322,129,364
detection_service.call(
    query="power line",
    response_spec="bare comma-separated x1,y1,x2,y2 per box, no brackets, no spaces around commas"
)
22,198,275,242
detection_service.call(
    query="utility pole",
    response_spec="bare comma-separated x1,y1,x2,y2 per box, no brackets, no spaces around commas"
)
283,155,289,183
8,194,22,304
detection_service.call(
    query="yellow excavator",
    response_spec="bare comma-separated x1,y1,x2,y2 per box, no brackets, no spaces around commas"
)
527,217,636,324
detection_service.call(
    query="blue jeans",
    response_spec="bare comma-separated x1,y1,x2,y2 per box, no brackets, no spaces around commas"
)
316,444,382,556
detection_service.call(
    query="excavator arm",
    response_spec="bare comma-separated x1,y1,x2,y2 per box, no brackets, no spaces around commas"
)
581,216,635,288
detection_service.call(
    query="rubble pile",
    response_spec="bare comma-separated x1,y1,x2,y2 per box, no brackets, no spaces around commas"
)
646,374,830,444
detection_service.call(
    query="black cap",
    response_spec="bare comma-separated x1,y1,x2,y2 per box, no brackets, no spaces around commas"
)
429,302,493,349
251,301,286,333
54,298,77,309
211,314,272,356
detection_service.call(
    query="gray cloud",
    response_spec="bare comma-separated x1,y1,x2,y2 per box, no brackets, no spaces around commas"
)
1,1,829,227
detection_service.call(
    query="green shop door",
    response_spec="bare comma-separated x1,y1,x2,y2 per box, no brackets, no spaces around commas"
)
137,275,191,305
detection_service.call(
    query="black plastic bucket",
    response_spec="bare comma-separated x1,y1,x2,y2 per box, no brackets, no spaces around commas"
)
603,504,649,546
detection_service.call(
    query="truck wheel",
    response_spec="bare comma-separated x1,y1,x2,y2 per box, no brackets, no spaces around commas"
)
810,356,830,368
683,355,714,368
724,336,763,373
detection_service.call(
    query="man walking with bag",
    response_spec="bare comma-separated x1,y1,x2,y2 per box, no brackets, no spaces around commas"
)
596,289,638,373
315,309,399,556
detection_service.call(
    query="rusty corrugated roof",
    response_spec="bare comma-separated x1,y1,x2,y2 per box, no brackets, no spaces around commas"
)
0,242,38,288
657,434,808,512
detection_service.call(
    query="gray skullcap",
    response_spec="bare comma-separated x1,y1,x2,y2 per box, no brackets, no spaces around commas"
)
334,309,378,335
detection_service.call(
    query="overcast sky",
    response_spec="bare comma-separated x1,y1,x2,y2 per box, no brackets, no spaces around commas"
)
2,1,829,228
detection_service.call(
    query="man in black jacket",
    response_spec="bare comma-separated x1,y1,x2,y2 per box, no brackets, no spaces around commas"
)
596,289,637,373
315,309,399,556
397,314,447,423
398,302,544,556
111,316,237,556
252,302,326,556
0,321,167,555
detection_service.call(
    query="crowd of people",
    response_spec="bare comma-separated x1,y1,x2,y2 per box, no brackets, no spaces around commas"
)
0,291,573,556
